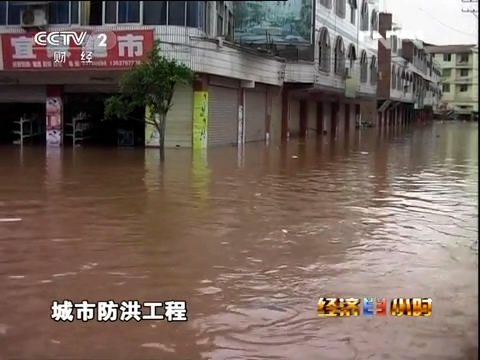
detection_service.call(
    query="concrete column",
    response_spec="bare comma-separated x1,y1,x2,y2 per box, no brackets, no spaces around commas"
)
281,88,289,142
299,100,307,138
345,103,350,134
317,102,324,135
331,102,338,138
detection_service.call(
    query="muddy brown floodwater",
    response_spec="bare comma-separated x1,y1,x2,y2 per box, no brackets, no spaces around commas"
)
0,122,478,360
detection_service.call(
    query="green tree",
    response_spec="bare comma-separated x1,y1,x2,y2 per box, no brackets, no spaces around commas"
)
104,41,193,152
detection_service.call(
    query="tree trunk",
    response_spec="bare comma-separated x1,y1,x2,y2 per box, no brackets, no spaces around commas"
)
155,112,167,162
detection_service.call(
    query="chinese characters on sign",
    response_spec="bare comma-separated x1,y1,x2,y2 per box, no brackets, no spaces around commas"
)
317,297,432,317
1,30,154,70
51,300,188,322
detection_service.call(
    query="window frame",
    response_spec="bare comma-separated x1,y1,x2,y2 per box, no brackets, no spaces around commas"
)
459,84,468,92
360,0,369,31
318,28,331,73
442,83,450,92
335,0,346,18
0,1,80,26
320,0,333,9
460,69,469,77
103,1,143,25
458,54,469,63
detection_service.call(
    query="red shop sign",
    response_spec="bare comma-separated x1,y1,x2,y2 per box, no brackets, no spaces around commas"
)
1,29,154,71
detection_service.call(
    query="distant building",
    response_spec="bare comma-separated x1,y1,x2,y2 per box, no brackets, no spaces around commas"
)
425,44,479,121
375,12,442,126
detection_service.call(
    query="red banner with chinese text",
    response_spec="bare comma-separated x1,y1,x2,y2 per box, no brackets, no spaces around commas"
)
1,29,154,71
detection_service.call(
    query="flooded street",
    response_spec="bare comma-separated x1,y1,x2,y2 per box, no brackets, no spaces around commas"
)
0,122,477,360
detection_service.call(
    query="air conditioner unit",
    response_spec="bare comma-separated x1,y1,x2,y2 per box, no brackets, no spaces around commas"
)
21,7,48,28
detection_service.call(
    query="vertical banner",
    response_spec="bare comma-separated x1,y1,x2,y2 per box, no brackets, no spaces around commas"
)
46,96,63,146
193,91,208,149
145,105,160,147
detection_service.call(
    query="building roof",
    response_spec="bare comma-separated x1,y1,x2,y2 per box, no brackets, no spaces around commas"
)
424,44,476,54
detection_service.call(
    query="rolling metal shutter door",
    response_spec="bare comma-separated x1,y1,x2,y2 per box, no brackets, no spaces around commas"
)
245,88,266,143
0,86,46,103
289,99,300,136
208,86,238,146
165,84,193,148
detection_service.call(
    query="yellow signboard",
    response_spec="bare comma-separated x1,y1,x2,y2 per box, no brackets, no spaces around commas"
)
193,91,208,149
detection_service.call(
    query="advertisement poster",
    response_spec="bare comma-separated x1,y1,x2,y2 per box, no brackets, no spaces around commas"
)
193,91,208,149
234,0,313,45
46,97,63,146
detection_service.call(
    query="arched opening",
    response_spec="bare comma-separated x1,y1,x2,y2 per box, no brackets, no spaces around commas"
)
347,43,357,69
348,0,357,24
360,50,368,83
360,0,369,31
319,27,331,73
370,9,378,31
397,68,402,90
335,0,346,18
334,36,345,76
370,55,377,84
391,64,396,89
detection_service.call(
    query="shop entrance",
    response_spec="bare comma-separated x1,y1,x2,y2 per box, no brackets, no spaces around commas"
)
63,93,145,147
0,103,46,145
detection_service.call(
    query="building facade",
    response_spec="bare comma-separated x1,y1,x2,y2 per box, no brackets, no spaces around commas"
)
376,12,441,127
0,1,430,149
425,44,478,121
0,1,287,147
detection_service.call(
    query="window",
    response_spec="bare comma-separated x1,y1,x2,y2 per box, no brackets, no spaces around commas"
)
370,56,377,84
370,10,378,31
334,36,345,75
347,44,356,69
48,1,79,24
216,2,223,36
335,0,346,18
143,1,167,25
227,10,233,40
460,69,469,77
391,35,397,53
360,50,368,83
105,1,140,24
391,65,396,89
318,27,331,73
443,53,451,61
0,1,79,25
442,84,450,92
459,84,468,92
442,69,451,77
320,0,333,9
348,0,357,24
360,0,369,30
458,54,469,63
168,0,185,25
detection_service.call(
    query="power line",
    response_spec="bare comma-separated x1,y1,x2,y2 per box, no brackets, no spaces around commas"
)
416,6,478,39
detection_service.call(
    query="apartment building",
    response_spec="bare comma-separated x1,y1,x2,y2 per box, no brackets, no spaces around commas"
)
376,12,441,127
425,44,478,121
0,0,381,148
